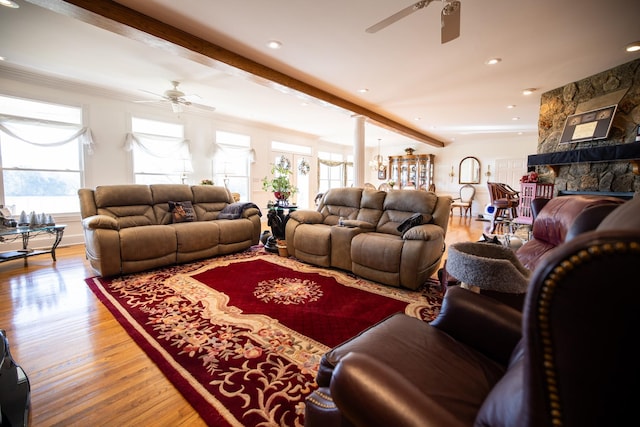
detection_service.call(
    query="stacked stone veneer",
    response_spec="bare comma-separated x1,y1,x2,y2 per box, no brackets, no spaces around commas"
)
537,57,640,194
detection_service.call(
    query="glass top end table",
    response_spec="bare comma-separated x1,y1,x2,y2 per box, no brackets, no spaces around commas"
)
0,224,66,264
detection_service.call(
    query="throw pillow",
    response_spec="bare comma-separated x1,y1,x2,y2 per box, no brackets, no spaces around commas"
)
168,201,195,223
397,213,424,234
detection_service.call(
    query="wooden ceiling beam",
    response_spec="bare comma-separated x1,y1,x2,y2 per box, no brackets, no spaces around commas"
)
27,0,445,148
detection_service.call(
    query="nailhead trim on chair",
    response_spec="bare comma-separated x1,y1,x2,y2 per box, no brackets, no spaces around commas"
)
306,390,336,409
535,240,640,427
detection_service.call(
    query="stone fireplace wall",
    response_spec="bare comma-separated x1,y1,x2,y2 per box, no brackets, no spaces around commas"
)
537,57,640,194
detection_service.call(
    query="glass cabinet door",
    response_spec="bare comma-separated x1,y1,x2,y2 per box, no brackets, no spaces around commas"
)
387,154,434,190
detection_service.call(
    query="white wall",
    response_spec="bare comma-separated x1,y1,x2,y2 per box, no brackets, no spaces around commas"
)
0,75,537,252
365,135,538,218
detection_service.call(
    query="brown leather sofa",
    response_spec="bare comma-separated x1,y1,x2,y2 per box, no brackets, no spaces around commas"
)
305,195,640,427
78,184,261,276
515,194,624,270
285,187,452,290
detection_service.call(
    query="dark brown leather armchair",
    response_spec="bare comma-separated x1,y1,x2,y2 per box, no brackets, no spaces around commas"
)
305,196,640,427
516,195,623,270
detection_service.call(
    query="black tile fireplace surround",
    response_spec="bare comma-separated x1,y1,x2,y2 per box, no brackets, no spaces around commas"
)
527,142,640,169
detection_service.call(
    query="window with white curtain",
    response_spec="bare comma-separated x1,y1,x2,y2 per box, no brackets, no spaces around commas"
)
212,130,252,201
0,95,87,214
317,151,353,193
129,117,187,184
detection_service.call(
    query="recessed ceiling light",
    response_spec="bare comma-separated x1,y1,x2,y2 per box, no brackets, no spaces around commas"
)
522,88,537,95
485,58,502,65
357,88,369,93
414,117,422,121
0,0,19,8
512,117,520,121
0,56,5,61
266,40,282,49
507,104,516,109
626,41,640,52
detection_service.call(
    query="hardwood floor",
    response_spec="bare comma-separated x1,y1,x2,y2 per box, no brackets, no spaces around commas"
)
0,215,484,426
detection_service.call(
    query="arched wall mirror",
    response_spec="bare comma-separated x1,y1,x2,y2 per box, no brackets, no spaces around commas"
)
459,156,481,184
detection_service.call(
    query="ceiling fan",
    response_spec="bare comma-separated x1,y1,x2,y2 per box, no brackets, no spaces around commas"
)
134,81,216,113
366,0,461,44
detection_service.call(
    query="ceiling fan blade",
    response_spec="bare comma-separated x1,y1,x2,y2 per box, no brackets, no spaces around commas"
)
441,1,461,43
365,0,434,34
138,89,166,99
182,94,202,102
190,102,217,112
133,99,168,104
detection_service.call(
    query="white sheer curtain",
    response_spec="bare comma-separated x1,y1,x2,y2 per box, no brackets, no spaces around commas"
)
124,132,192,171
208,141,256,163
0,114,94,153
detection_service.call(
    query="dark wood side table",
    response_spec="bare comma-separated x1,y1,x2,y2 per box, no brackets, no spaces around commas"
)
264,205,297,253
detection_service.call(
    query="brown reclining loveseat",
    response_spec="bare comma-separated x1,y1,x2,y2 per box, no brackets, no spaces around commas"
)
285,187,452,290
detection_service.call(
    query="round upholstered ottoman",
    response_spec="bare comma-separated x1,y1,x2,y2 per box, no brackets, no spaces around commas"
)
446,242,530,294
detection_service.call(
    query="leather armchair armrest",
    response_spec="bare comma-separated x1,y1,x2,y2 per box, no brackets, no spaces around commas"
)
430,286,522,366
288,209,323,224
402,223,443,241
331,352,463,427
82,215,119,230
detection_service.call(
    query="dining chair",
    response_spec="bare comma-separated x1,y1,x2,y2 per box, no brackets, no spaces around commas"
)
487,182,520,233
450,184,476,217
378,183,390,192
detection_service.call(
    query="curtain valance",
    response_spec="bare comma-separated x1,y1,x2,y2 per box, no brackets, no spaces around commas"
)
0,114,94,153
124,132,191,159
209,142,256,163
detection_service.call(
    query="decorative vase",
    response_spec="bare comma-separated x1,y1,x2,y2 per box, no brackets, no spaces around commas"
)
273,191,290,206
276,240,288,257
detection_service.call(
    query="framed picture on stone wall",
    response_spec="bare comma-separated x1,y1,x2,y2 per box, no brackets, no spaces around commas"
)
560,104,617,144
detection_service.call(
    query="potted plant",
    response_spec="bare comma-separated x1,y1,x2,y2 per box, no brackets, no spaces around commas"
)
261,156,298,205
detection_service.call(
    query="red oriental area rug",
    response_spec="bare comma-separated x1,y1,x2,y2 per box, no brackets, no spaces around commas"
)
86,248,443,427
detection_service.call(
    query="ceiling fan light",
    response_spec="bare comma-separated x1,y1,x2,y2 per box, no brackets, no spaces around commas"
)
626,41,640,52
171,102,183,113
0,0,19,8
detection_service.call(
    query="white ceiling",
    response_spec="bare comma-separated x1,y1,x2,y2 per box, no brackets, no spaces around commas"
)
1,0,640,149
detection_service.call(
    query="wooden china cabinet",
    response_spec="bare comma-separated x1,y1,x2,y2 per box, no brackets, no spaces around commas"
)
388,152,435,191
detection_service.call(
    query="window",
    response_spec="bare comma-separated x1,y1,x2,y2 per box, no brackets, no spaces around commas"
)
0,95,86,214
213,131,252,201
271,142,312,209
317,151,353,193
130,117,187,184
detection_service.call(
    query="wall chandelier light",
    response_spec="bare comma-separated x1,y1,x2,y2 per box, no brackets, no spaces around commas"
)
369,138,386,172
